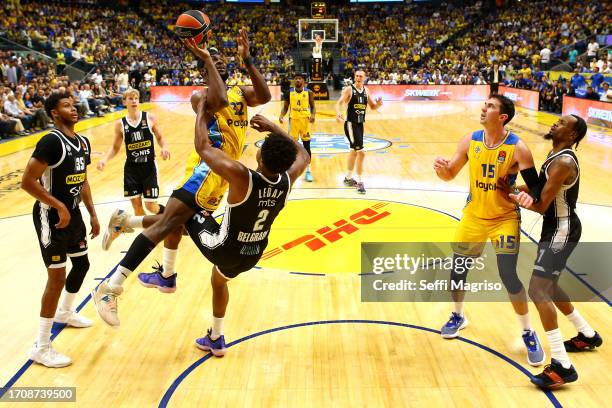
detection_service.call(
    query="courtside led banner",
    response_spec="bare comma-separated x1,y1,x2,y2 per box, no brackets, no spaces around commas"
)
498,86,539,110
365,85,490,101
150,86,282,102
562,96,611,128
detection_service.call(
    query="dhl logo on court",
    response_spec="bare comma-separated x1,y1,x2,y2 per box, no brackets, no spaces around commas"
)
262,202,391,260
127,140,152,150
66,173,86,184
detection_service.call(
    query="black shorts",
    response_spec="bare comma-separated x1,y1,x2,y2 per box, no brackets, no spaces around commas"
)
184,213,262,279
533,216,582,280
124,161,159,200
33,202,88,269
344,121,364,151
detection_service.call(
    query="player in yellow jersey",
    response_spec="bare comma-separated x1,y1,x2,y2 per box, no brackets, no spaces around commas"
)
94,29,271,326
433,94,546,366
279,72,315,182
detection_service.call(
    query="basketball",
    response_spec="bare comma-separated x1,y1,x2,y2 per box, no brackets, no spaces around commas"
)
174,10,212,45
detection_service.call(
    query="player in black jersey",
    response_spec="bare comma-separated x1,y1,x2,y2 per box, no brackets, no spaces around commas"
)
335,70,382,194
94,105,309,356
509,115,602,388
21,92,99,368
97,88,170,216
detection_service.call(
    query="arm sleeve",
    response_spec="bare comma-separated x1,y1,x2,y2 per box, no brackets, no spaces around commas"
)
31,133,62,167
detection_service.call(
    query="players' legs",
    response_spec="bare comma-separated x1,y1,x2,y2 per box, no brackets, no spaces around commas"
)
355,150,365,181
129,196,145,216
346,149,357,177
302,130,313,182
144,200,161,215
195,266,232,357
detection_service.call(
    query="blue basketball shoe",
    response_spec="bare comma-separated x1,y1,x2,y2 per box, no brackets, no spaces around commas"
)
195,328,226,357
523,330,546,366
137,263,177,293
441,312,468,338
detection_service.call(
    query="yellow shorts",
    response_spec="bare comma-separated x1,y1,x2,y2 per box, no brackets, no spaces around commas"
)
452,214,520,256
289,117,311,141
173,150,228,212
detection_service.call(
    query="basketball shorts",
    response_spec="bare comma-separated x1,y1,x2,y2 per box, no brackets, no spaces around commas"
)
453,214,521,257
344,121,364,150
172,151,227,212
124,161,159,201
533,215,582,280
185,212,262,279
33,202,88,269
288,117,311,141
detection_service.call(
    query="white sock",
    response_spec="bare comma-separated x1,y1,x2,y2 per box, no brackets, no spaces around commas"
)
546,328,572,369
355,174,362,182
566,309,595,338
59,290,77,312
126,216,144,229
37,317,53,347
211,317,224,340
453,302,464,316
517,312,531,332
109,265,132,289
162,248,178,278
346,170,353,179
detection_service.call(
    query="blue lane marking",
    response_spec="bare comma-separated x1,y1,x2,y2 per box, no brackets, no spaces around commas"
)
0,265,119,398
289,272,326,276
158,320,562,408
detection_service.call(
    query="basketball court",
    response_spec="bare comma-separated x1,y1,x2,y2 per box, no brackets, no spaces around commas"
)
0,97,610,407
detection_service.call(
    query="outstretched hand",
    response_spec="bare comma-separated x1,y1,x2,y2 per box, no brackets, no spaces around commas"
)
182,38,211,61
250,114,276,133
237,27,251,61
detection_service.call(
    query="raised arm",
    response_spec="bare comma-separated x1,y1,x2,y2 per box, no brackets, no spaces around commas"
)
97,120,123,171
184,39,229,115
433,133,471,181
237,28,271,107
250,114,310,184
194,97,248,189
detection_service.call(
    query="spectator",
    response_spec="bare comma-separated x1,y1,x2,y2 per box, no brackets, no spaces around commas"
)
540,45,551,71
587,39,600,58
570,68,587,90
599,82,612,102
584,86,601,101
3,93,33,131
590,67,604,90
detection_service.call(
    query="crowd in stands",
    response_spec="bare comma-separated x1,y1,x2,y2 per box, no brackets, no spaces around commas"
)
0,0,610,138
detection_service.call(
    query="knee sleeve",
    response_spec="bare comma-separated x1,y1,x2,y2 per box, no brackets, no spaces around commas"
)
302,140,312,157
65,255,90,293
496,253,523,294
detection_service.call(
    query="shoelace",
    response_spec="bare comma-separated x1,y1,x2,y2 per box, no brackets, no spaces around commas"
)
152,261,164,275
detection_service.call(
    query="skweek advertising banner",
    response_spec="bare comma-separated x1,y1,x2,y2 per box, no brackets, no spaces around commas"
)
365,85,490,102
499,85,539,110
150,85,282,102
562,96,612,128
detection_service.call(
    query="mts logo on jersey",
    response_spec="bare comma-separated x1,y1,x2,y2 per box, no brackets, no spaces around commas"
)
258,186,285,207
128,140,152,150
66,173,86,184
261,202,390,260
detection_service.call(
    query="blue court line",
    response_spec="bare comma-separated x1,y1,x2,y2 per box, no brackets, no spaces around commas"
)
289,272,326,276
0,264,119,398
158,320,561,408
